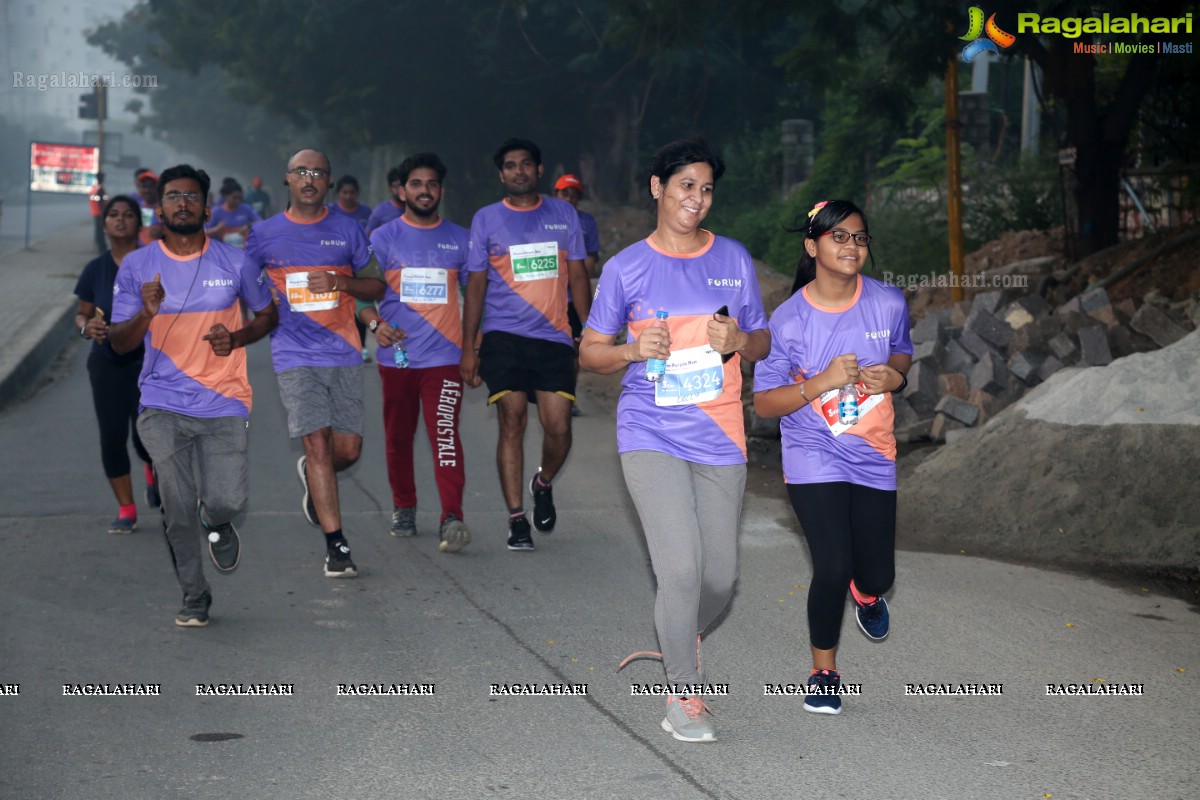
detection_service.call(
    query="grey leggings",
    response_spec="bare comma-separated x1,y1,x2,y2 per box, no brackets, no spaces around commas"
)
621,450,746,685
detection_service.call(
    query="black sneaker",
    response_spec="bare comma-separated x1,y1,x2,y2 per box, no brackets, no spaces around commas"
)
529,471,556,533
298,455,320,528
507,515,534,551
324,539,358,578
803,669,843,715
199,503,240,573
175,591,212,628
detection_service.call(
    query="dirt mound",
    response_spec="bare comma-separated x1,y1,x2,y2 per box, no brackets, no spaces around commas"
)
898,331,1200,585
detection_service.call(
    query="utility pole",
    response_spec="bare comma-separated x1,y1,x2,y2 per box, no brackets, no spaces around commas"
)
945,57,965,303
96,83,106,170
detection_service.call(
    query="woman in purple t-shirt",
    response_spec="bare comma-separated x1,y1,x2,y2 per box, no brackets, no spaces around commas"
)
754,199,913,715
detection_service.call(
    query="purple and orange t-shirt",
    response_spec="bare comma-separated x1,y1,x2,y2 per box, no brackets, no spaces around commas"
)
588,233,768,466
246,208,374,372
370,215,469,370
111,238,272,418
367,200,403,235
466,196,585,348
754,274,913,490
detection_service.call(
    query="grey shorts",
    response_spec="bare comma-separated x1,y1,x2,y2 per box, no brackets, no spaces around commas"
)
276,365,364,439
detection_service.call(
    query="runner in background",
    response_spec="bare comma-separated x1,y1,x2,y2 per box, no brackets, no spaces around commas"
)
247,149,386,579
244,176,272,219
74,194,158,534
108,164,278,627
460,137,591,551
360,152,471,553
366,165,405,235
206,178,261,249
327,174,373,358
327,175,372,230
753,199,912,716
552,174,600,277
552,173,601,416
133,168,163,244
89,172,107,254
579,137,769,743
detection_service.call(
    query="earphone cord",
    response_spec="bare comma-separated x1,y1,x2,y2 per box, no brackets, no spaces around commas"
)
139,248,204,388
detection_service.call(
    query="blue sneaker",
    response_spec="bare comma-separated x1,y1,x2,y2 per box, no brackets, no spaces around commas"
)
803,669,843,715
145,481,161,511
854,594,890,640
108,516,137,535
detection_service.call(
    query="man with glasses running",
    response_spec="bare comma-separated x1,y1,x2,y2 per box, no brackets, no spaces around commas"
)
109,164,278,627
246,149,386,578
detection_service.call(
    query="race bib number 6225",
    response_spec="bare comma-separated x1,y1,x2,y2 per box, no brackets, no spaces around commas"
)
510,242,559,282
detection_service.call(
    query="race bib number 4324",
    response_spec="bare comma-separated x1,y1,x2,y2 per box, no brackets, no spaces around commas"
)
654,345,724,407
510,242,559,282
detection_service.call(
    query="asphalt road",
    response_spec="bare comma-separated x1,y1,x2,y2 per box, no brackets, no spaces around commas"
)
0,338,1196,800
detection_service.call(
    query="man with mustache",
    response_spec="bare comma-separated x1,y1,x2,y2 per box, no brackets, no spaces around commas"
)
109,164,279,627
245,149,386,579
460,138,591,551
358,152,471,553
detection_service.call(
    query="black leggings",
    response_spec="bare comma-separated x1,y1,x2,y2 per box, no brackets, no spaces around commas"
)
87,352,151,479
787,482,896,650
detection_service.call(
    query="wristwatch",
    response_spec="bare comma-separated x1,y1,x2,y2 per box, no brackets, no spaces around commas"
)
367,319,380,333
80,323,89,338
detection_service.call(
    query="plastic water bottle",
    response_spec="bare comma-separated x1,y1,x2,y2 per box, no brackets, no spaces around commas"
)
391,326,409,369
644,310,669,382
838,384,858,425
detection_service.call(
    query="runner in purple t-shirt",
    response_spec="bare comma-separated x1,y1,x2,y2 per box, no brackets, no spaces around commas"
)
461,138,591,552
754,199,913,716
366,165,405,235
206,178,261,249
580,138,770,743
248,150,386,580
109,164,278,628
359,152,472,554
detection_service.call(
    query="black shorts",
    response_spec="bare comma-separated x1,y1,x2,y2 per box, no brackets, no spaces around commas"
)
479,331,576,405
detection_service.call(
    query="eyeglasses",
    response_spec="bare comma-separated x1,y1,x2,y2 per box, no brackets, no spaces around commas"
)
288,167,329,181
162,191,203,204
821,230,871,246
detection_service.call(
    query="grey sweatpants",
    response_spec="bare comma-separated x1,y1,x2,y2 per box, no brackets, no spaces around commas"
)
620,450,746,685
137,409,249,603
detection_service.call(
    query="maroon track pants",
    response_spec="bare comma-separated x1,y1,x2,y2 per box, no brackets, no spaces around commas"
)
378,363,465,521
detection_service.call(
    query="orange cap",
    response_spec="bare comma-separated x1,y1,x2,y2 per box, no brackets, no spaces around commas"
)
136,169,158,183
554,174,583,192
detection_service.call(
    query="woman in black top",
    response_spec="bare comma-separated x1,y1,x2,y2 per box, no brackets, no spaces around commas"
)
73,195,158,533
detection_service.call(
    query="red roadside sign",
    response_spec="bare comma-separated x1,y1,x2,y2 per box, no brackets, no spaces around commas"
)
29,142,99,194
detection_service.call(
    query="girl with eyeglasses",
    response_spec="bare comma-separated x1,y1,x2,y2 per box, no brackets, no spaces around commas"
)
753,199,913,715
